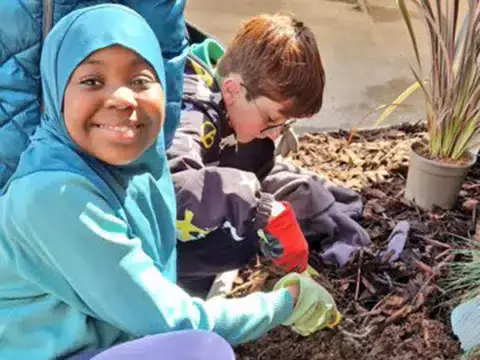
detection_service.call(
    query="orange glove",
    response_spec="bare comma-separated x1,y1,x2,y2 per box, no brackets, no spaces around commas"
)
260,201,309,272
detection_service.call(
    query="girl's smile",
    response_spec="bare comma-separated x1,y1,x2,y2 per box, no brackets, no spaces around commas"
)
91,122,146,142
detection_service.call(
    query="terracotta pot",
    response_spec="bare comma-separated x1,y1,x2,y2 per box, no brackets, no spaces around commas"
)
404,142,476,209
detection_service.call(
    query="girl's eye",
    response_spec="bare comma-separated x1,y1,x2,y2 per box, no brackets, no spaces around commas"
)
80,78,102,87
132,76,154,88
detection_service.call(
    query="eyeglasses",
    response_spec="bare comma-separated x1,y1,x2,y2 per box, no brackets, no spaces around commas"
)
260,118,297,135
239,83,296,135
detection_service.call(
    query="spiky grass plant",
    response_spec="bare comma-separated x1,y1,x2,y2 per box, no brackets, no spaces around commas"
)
447,235,480,302
377,0,480,161
444,235,480,358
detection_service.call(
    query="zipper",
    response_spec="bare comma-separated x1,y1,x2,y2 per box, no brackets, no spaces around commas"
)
41,0,53,112
42,0,53,43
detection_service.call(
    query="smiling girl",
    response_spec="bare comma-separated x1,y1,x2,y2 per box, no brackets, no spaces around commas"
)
0,4,336,360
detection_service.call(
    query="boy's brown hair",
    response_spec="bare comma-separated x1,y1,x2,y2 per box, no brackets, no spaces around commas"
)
216,13,325,119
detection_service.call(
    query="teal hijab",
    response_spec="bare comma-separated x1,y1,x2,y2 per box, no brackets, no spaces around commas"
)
6,4,177,270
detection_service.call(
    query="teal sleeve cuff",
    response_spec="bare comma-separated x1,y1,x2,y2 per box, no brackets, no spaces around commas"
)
207,287,295,346
269,288,295,326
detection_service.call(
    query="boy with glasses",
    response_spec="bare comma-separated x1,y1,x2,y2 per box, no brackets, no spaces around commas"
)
169,13,370,298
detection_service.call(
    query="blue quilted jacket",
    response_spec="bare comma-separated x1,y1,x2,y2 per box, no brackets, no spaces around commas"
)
0,0,188,188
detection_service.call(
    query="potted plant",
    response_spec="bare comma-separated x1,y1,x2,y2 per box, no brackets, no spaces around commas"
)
385,0,480,209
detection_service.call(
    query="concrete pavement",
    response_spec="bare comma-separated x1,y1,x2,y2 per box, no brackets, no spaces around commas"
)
185,0,429,134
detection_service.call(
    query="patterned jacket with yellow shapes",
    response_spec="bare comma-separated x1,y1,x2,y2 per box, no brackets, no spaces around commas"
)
167,56,276,243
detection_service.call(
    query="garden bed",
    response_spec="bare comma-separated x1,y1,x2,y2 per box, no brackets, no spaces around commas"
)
233,123,480,360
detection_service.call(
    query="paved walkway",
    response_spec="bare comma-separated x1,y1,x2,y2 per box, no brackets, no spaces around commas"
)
186,0,429,134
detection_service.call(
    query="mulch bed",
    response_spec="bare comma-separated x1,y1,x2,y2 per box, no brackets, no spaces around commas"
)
233,123,480,360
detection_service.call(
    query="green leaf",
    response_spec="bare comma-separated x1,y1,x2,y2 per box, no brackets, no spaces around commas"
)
374,82,421,126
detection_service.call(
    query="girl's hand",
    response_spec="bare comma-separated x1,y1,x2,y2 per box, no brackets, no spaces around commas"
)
287,284,300,305
275,273,342,336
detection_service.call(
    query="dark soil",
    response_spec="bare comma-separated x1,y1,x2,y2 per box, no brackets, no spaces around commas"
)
233,123,480,360
413,141,475,166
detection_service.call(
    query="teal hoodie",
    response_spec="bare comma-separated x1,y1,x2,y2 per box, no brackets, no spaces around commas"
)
0,5,293,359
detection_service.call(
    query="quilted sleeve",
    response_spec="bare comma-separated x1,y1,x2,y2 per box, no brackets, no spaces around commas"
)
0,1,43,187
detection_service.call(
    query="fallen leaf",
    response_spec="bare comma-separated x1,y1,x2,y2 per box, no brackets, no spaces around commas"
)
462,198,479,212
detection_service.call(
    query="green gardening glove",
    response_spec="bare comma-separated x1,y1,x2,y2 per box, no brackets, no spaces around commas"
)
274,272,342,336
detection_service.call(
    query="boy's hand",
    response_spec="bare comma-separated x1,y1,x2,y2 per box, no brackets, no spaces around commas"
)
274,272,342,336
259,201,309,272
275,127,299,157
